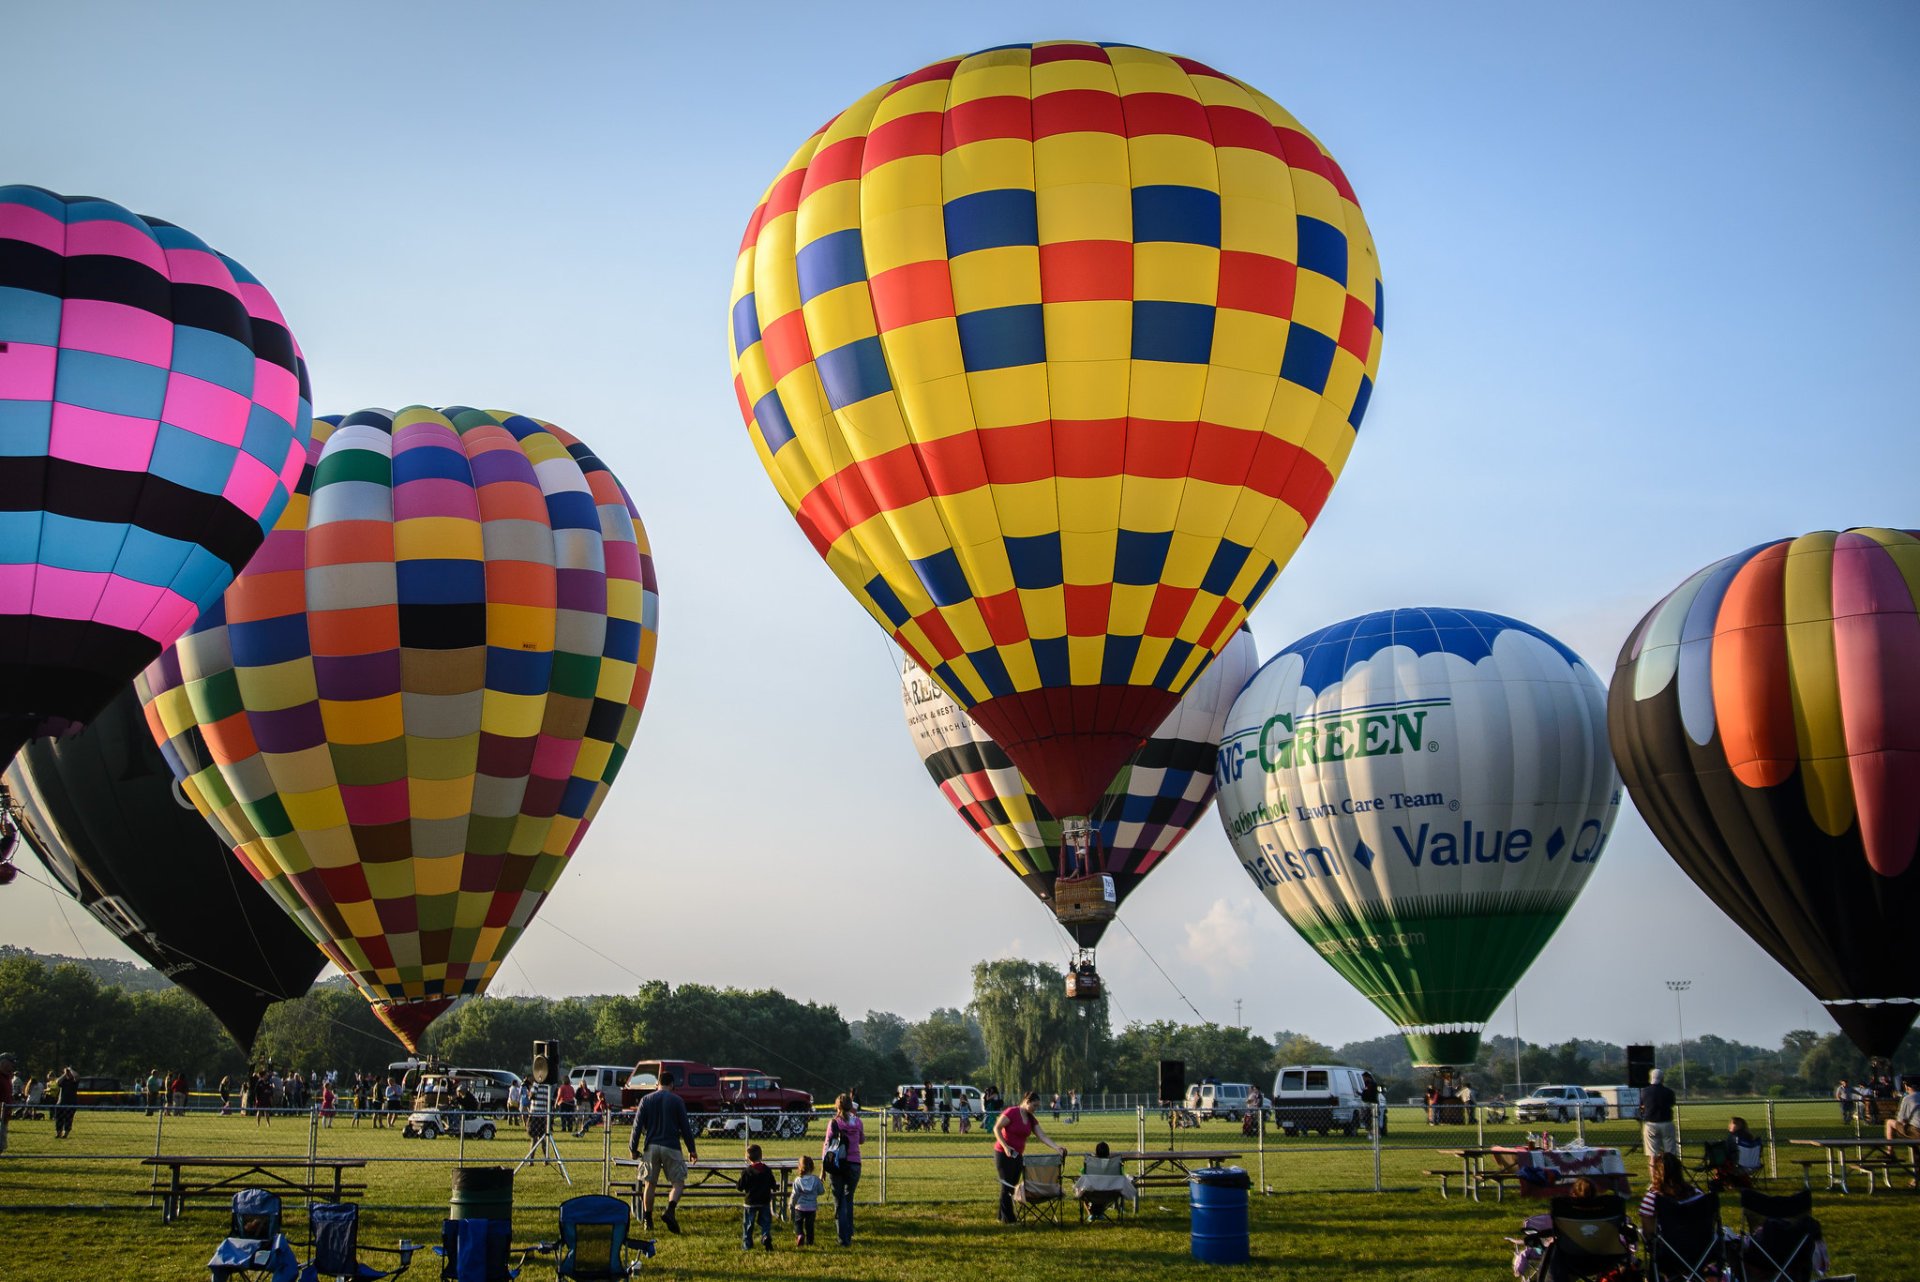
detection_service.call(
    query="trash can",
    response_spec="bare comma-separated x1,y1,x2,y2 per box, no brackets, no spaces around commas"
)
449,1166,514,1225
1189,1166,1251,1263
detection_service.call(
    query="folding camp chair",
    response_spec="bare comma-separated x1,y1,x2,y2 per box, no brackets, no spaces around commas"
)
208,1189,298,1282
1073,1155,1136,1223
525,1195,656,1279
298,1202,418,1281
1738,1188,1820,1282
433,1219,518,1282
1539,1195,1635,1282
1006,1152,1066,1227
1648,1192,1725,1282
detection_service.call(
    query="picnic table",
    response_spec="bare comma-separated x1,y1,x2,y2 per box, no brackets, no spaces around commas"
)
141,1155,368,1224
612,1156,798,1219
1789,1137,1920,1195
1107,1149,1238,1189
1429,1146,1627,1202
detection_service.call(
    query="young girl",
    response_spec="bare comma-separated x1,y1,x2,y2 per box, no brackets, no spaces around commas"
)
319,1081,336,1128
790,1154,823,1247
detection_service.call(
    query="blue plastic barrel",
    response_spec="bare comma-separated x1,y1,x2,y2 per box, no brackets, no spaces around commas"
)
1189,1166,1251,1263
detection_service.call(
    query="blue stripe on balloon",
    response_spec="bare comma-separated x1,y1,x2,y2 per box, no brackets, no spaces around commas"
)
1349,374,1373,429
396,559,485,604
912,547,971,607
1279,323,1336,394
1677,545,1768,746
1114,529,1172,585
0,284,61,345
1282,607,1587,692
968,645,1015,698
38,512,137,576
602,616,642,663
1296,216,1348,281
486,645,554,696
112,523,192,586
1153,638,1196,687
1032,635,1069,687
752,389,795,453
169,326,254,395
0,400,52,455
816,335,893,409
1131,301,1215,364
943,189,1038,257
228,612,311,668
1132,186,1221,247
545,490,599,532
865,574,911,627
391,443,473,485
957,304,1045,372
796,228,870,302
1005,532,1063,590
731,292,762,353
148,427,236,492
167,543,231,610
55,348,167,417
1101,634,1141,685
1200,540,1250,596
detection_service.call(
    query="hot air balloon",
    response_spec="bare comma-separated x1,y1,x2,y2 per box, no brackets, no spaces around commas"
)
137,407,658,1050
906,625,1257,995
1610,529,1920,1059
1216,609,1620,1068
730,42,1382,880
1,683,325,1048
0,186,310,766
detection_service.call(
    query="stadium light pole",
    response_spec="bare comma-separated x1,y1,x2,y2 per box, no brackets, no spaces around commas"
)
1666,980,1692,1097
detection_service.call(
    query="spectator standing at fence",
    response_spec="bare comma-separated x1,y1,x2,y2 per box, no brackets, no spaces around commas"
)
1885,1076,1920,1148
319,1081,336,1127
0,1051,14,1156
823,1092,864,1246
738,1142,776,1251
1637,1068,1678,1172
170,1070,188,1115
557,1079,576,1134
507,1080,523,1129
790,1153,822,1246
1458,1079,1476,1124
256,1071,275,1128
1835,1078,1854,1125
52,1066,76,1139
992,1089,1067,1224
630,1070,699,1235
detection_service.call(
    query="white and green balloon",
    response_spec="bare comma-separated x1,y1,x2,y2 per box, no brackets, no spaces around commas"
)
1216,608,1619,1067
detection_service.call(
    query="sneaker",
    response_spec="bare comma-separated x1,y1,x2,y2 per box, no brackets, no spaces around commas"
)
796,1234,805,1247
663,1206,681,1235
764,1240,773,1251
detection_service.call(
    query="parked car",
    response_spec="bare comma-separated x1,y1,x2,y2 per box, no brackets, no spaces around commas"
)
1515,1084,1607,1123
1269,1065,1369,1135
892,1082,986,1121
568,1064,635,1101
1184,1081,1255,1121
620,1059,813,1137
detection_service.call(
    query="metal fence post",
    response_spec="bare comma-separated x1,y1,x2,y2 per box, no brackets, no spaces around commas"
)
1765,1098,1777,1180
1372,1099,1383,1193
1256,1106,1266,1193
603,1115,613,1194
1575,1104,1585,1146
878,1108,888,1204
1136,1105,1146,1178
457,1108,466,1167
149,1100,167,1207
1477,1105,1485,1148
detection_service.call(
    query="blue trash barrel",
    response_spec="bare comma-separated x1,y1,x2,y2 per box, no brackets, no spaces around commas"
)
1189,1166,1251,1263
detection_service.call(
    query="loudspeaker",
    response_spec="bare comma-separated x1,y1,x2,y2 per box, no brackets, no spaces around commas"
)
1626,1044,1655,1088
1157,1059,1186,1105
532,1039,560,1085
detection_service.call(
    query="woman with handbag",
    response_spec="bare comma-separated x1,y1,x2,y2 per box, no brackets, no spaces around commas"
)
822,1093,865,1246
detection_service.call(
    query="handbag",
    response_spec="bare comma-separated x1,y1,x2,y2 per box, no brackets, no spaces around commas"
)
824,1119,848,1174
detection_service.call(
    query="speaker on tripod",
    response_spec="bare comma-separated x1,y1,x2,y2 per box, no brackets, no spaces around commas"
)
532,1039,561,1085
1158,1059,1186,1106
519,1039,571,1185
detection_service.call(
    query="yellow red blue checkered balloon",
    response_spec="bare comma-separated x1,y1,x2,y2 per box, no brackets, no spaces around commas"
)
136,407,658,1051
729,41,1382,819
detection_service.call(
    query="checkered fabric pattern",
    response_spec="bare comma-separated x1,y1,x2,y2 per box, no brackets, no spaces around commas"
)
903,624,1256,942
136,407,658,1050
0,185,310,743
733,42,1380,818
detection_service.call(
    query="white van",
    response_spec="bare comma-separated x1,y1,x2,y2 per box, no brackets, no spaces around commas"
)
1583,1085,1640,1120
1183,1081,1254,1121
1269,1065,1369,1135
568,1064,634,1098
894,1083,987,1119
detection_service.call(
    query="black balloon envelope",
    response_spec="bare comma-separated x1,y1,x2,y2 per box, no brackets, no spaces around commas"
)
1,682,324,1048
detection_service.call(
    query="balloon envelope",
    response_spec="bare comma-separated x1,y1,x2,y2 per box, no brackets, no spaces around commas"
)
0,186,310,762
2,682,324,1048
730,42,1383,819
906,625,1257,945
138,407,658,1050
1217,608,1619,1066
1610,528,1920,1057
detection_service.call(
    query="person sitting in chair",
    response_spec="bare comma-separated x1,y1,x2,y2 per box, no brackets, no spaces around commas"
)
1637,1152,1706,1240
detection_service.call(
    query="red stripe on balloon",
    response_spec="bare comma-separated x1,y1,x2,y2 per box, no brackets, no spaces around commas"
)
1712,542,1796,788
1831,531,1920,877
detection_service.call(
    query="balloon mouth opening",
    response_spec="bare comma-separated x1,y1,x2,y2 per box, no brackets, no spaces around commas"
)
372,997,457,1052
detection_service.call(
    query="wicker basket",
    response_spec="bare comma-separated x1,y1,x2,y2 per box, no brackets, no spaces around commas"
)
1052,875,1117,926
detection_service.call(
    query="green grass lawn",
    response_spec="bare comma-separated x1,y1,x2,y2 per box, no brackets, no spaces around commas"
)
0,1101,1910,1279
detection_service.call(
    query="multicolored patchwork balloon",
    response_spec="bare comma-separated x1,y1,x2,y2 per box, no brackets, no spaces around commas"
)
138,407,657,1049
1611,528,1920,1058
0,186,310,764
1217,609,1619,1067
731,42,1382,822
904,625,1256,946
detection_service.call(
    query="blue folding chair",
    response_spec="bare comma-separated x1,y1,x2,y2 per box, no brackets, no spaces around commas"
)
527,1195,654,1279
297,1202,418,1281
208,1189,298,1282
433,1218,517,1282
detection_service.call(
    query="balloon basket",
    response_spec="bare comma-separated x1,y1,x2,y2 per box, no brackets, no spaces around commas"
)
1065,955,1103,1002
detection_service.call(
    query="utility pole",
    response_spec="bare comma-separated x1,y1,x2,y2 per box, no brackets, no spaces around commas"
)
1234,998,1242,1027
1666,980,1692,1098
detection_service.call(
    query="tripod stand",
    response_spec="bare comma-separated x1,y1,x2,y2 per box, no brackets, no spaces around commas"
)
515,1084,572,1183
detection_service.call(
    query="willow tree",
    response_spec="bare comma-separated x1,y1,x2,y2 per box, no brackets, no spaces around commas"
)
969,959,1110,1096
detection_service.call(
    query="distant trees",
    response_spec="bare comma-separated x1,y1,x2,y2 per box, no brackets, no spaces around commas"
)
968,959,1110,1094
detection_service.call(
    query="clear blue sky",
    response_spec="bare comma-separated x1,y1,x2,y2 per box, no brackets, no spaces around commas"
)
4,1,1914,1052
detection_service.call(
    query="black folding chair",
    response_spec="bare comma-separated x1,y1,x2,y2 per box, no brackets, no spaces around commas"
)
1738,1188,1819,1282
1649,1192,1724,1282
301,1202,419,1280
1540,1195,1636,1281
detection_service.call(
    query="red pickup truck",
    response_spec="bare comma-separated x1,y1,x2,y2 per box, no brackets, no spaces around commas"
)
620,1059,814,1138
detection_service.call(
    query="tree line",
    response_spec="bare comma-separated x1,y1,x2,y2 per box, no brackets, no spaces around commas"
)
1,949,1909,1100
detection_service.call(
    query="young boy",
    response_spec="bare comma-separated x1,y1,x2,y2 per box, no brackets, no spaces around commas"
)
790,1153,823,1246
737,1143,776,1251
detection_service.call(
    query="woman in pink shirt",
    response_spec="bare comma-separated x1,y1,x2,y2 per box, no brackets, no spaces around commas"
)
992,1090,1067,1223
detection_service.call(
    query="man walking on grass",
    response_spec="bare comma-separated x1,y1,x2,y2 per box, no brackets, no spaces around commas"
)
629,1070,699,1235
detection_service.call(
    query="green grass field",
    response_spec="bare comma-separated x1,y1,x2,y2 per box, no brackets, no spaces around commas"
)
0,1101,1910,1279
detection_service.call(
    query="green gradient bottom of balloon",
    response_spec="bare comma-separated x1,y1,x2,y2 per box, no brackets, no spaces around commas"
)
1287,902,1575,1067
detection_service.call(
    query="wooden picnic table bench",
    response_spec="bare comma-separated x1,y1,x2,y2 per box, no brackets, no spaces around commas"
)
611,1157,797,1219
1789,1138,1920,1194
141,1155,368,1224
1106,1149,1238,1189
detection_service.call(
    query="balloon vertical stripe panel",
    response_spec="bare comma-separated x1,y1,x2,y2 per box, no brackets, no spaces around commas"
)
732,42,1382,820
1611,528,1920,1056
137,406,657,1050
0,185,310,755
